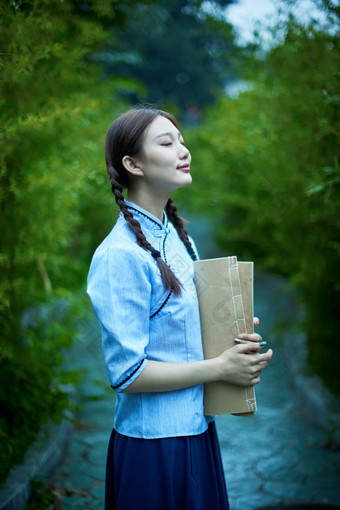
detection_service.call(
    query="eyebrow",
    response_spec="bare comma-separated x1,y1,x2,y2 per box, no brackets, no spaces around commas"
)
153,131,183,140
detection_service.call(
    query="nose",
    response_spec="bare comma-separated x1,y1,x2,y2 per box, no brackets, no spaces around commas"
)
179,144,190,160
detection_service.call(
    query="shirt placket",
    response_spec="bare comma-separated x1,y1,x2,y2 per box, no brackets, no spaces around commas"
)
153,228,170,263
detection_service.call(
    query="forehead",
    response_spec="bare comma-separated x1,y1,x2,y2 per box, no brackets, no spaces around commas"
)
145,115,180,140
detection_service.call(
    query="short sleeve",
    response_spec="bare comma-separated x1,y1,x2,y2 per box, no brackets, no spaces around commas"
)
87,244,151,392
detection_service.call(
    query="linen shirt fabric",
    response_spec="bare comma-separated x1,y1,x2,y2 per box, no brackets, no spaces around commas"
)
87,200,213,439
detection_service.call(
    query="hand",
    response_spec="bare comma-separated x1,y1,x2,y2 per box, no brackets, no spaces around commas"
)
216,341,273,386
215,316,273,387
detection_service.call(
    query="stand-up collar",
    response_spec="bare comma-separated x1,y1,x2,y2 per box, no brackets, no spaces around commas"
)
123,200,169,232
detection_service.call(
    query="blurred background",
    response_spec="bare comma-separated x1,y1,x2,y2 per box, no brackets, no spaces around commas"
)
1,0,339,508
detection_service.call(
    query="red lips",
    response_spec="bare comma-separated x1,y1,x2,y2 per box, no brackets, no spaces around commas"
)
177,164,190,171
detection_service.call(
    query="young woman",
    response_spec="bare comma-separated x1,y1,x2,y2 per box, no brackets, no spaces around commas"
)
87,108,273,510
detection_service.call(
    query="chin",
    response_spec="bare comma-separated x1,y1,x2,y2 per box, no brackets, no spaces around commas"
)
180,173,192,186
175,178,192,191
185,174,193,186
166,174,192,193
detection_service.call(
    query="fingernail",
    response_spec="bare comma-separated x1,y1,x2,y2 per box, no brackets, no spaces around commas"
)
259,341,267,346
234,338,244,343
237,334,244,338
254,317,261,326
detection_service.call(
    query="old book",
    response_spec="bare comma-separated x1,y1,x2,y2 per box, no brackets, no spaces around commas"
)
194,256,256,416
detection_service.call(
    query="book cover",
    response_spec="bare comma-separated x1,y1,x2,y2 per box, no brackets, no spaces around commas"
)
194,256,257,416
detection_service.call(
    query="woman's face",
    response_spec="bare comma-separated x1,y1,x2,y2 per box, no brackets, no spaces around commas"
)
131,115,192,194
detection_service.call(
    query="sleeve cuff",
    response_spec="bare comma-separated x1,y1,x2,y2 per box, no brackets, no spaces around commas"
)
111,358,148,393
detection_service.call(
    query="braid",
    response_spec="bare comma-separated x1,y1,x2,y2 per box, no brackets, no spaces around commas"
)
165,199,197,261
107,165,182,295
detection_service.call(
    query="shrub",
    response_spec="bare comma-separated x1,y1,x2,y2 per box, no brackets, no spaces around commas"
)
0,0,138,482
179,9,340,394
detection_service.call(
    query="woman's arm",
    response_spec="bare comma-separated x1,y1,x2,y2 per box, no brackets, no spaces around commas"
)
122,333,273,393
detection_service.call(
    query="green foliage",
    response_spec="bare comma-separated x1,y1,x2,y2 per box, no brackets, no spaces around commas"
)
3,0,336,489
25,479,59,510
0,297,81,483
181,11,340,393
0,0,139,483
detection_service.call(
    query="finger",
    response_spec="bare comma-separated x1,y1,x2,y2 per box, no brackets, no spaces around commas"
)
252,369,262,379
246,372,261,385
262,348,273,359
236,333,262,343
253,317,261,327
258,348,273,361
234,337,261,346
236,342,263,354
235,340,267,354
234,337,245,344
251,375,261,385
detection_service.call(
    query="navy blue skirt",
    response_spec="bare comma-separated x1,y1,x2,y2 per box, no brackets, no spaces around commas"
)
105,421,229,510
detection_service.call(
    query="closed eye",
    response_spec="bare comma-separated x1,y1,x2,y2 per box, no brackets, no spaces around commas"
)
160,139,186,147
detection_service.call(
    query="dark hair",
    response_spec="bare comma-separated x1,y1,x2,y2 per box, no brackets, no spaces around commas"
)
105,108,197,295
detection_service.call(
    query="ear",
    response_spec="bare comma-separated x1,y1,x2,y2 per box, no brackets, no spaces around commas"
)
122,155,144,177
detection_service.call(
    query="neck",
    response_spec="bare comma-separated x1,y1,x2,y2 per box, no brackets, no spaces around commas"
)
127,187,169,221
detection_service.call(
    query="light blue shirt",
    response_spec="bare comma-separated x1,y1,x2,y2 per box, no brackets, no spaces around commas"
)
87,200,212,438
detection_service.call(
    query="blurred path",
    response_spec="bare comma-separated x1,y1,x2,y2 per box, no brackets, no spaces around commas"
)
218,274,340,510
49,274,340,509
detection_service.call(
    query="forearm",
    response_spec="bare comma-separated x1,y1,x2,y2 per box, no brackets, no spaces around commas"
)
121,358,220,393
121,339,273,393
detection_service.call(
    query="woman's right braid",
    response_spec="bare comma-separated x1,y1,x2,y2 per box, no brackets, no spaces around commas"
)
107,164,182,295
